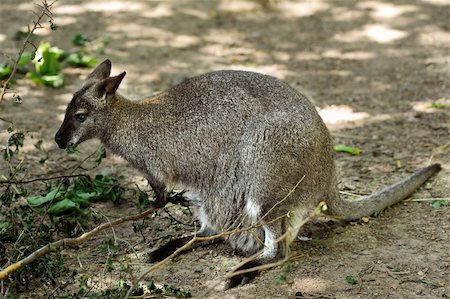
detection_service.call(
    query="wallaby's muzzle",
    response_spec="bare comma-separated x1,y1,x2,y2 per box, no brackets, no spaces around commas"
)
54,131,68,149
55,118,74,149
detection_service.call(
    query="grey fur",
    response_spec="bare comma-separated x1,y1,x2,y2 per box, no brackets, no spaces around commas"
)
55,59,441,285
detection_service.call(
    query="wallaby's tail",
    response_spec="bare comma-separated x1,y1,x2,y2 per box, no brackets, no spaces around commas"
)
328,164,442,221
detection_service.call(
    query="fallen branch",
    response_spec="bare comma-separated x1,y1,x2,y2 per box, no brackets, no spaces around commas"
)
0,206,159,280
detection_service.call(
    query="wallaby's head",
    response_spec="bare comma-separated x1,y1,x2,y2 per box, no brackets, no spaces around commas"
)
55,59,126,149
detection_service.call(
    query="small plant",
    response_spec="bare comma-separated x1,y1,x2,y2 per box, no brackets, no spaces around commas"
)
1,33,106,91
94,146,107,167
432,199,449,209
276,261,294,284
2,127,25,162
428,102,449,109
66,144,80,155
147,280,191,298
334,145,362,155
346,275,358,285
27,174,126,215
26,42,64,87
135,187,151,210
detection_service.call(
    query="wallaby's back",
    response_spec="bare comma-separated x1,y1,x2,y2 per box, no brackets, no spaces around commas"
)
134,70,338,214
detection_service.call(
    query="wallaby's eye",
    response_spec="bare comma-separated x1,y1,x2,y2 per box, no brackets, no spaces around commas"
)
75,113,86,122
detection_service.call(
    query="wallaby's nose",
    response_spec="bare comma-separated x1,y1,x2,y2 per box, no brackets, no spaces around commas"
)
55,133,66,149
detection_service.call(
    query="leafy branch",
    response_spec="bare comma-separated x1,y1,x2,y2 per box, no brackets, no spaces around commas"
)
0,206,160,280
0,0,57,104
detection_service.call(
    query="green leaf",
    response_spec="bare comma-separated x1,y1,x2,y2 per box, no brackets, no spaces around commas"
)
0,62,12,79
346,275,358,285
421,279,434,285
8,131,25,151
0,222,13,235
48,198,79,215
432,199,449,209
33,42,63,75
72,34,89,46
66,144,80,154
18,52,33,66
65,52,98,68
26,71,64,88
14,30,29,40
94,146,106,167
334,145,362,155
27,189,64,207
41,74,64,88
428,103,449,109
34,139,43,151
2,148,13,161
70,191,99,206
26,71,45,85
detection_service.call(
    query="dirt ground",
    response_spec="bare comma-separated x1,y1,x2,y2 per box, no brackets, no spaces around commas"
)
1,0,449,298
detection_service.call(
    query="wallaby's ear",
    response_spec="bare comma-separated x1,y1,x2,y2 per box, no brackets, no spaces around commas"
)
103,72,126,95
86,59,112,80
96,72,126,104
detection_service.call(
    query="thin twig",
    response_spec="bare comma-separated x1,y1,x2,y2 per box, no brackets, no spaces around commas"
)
0,0,57,103
256,175,305,225
0,116,13,124
339,190,367,197
163,207,194,227
0,174,89,185
404,197,449,202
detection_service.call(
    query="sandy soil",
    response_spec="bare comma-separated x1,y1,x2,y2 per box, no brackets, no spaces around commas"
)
1,0,449,298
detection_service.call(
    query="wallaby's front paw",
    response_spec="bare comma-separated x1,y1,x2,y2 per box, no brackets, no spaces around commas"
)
166,193,191,207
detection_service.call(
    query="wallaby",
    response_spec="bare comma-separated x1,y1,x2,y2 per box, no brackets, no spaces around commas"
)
55,59,441,289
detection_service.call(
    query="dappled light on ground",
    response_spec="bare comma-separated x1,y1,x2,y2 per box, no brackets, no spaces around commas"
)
318,105,370,125
0,0,448,297
291,277,330,293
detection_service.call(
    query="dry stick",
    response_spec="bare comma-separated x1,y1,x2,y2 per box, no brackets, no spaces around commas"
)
0,206,159,280
0,0,57,104
405,197,449,202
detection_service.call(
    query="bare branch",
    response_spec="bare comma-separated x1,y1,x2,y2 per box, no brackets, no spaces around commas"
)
0,174,90,185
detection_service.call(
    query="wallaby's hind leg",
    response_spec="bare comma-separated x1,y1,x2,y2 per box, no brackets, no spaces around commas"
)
224,205,313,289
